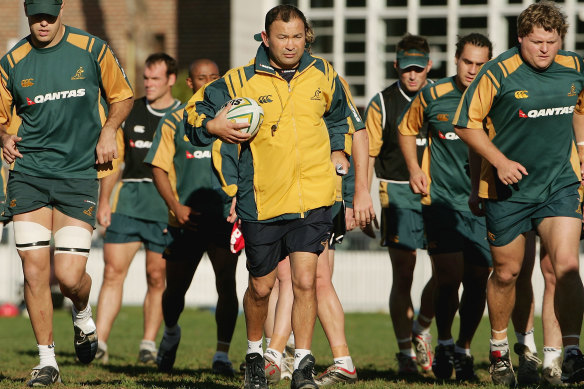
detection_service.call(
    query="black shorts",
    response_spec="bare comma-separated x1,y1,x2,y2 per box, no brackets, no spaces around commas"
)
163,219,233,262
241,207,332,277
328,203,346,250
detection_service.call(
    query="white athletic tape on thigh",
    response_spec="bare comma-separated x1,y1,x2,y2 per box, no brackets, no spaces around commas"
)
54,226,92,257
13,221,51,251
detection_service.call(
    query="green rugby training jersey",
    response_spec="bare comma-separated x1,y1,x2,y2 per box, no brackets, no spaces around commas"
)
399,76,471,211
0,26,133,179
111,98,180,223
145,105,232,227
453,46,584,202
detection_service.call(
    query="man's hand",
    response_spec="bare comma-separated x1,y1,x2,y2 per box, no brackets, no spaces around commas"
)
207,102,252,144
97,201,112,227
409,168,429,195
1,133,23,164
96,127,118,164
495,158,528,186
174,203,200,229
353,189,375,229
468,190,485,217
227,196,238,224
345,206,356,231
331,150,349,175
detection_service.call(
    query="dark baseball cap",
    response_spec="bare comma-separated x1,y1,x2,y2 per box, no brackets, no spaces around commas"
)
396,48,429,69
25,0,63,17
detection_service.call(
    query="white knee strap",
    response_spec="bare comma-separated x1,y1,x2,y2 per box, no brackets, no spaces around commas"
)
54,226,92,258
13,221,51,251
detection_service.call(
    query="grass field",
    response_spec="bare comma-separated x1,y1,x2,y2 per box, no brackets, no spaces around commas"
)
0,306,560,388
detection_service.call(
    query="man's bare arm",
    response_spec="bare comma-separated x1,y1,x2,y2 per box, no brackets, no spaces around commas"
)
96,98,133,164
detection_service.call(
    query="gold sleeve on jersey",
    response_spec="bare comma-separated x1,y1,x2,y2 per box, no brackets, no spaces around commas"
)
99,47,133,104
0,68,13,128
366,100,383,157
149,122,176,173
398,93,426,136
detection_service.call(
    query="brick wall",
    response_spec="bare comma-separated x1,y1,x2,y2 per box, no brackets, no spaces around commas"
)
0,1,228,96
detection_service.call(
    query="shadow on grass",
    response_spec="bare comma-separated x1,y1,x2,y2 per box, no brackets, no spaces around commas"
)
342,364,436,384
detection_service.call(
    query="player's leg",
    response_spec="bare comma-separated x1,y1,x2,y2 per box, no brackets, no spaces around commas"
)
264,257,293,384
537,215,584,383
14,207,58,385
314,245,357,386
140,248,166,363
510,231,541,385
539,245,563,385
207,243,239,376
95,240,141,362
487,234,526,386
95,212,143,362
52,209,97,366
429,252,462,380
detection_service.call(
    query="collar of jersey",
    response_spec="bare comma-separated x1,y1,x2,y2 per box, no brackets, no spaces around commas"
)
28,24,70,54
254,44,315,77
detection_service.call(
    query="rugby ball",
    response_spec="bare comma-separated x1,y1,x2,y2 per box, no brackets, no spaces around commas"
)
217,97,264,138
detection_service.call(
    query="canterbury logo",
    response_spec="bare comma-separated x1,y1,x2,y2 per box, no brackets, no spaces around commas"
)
21,78,34,87
514,90,528,99
258,95,273,104
568,84,578,97
436,113,449,121
311,88,322,100
83,206,94,217
71,66,85,80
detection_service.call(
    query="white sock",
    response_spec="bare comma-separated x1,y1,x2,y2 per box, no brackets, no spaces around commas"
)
543,347,562,368
413,319,431,335
287,333,295,348
38,343,58,369
293,349,311,370
516,328,537,354
247,339,263,355
213,351,230,363
140,339,156,352
399,348,415,358
265,337,271,348
98,340,107,351
333,356,355,372
490,337,509,353
438,338,454,347
265,348,282,366
454,345,471,356
72,304,95,334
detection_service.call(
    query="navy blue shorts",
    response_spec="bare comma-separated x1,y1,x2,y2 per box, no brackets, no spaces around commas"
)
241,207,332,277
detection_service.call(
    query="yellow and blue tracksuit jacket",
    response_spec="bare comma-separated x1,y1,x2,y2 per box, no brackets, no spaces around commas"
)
184,44,362,222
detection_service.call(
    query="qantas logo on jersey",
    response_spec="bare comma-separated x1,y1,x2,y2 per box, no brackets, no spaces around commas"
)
27,89,86,105
129,139,152,149
437,131,459,140
519,106,575,118
186,150,211,159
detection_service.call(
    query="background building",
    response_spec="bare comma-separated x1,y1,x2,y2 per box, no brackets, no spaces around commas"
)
4,0,584,105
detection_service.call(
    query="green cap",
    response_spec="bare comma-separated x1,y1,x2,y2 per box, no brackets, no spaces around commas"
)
396,48,429,69
25,0,63,17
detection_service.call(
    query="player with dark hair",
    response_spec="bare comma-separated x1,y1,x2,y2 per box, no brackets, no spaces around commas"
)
365,33,435,375
454,1,584,385
399,33,492,381
95,53,181,364
144,58,240,376
0,0,133,385
185,4,358,389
